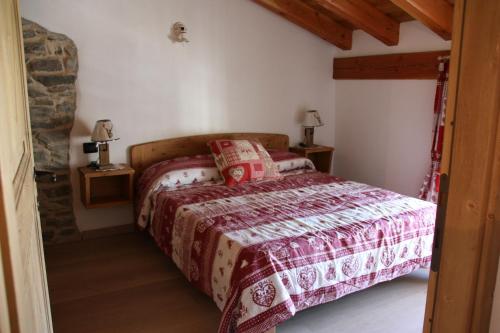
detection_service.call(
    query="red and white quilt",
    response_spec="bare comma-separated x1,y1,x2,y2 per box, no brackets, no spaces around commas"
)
137,158,436,333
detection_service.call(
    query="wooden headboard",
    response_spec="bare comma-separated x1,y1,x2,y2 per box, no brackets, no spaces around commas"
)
129,133,289,176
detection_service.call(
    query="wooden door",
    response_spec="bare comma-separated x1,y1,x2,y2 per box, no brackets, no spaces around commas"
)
423,0,500,331
0,0,53,332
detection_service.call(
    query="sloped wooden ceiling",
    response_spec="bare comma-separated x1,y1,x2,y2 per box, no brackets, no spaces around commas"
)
253,0,454,50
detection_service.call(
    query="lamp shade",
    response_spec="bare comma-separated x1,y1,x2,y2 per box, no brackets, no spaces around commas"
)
302,110,324,127
91,119,115,142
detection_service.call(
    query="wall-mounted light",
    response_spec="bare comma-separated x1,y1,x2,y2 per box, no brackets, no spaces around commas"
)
169,22,189,43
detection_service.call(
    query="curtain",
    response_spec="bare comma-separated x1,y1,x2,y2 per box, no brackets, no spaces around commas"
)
419,60,449,203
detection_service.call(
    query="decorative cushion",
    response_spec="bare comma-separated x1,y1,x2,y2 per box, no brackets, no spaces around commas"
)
254,142,281,180
208,140,280,186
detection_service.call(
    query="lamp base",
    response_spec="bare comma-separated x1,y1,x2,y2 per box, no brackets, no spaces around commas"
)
303,127,315,147
98,142,110,165
96,163,120,171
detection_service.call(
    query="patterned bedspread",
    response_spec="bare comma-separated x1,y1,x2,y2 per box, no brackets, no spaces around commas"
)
138,169,436,333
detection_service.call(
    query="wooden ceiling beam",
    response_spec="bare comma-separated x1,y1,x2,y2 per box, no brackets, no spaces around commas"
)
314,0,400,46
389,0,453,40
333,50,450,79
252,0,352,50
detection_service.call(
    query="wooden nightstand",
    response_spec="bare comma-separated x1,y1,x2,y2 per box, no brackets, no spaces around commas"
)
289,145,335,173
79,164,135,209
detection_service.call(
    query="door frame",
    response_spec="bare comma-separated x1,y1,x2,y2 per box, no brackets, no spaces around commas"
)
423,0,500,331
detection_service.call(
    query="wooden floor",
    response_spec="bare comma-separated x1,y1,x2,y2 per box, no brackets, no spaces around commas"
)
45,232,221,333
45,232,429,333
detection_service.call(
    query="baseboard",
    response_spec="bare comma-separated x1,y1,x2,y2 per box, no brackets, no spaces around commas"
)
81,223,135,240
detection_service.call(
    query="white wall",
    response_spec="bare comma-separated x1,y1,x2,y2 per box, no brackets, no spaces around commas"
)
334,22,451,196
21,0,338,231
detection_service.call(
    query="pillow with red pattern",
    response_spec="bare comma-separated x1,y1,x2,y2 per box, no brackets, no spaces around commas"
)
254,142,282,180
208,139,280,186
135,154,222,228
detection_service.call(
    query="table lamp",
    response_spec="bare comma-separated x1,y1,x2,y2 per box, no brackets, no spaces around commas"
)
302,110,323,147
91,119,118,170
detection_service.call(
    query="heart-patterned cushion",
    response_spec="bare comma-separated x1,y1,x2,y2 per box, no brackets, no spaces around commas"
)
208,139,280,186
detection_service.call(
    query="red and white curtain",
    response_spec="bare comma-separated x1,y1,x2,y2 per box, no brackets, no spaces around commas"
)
419,60,449,203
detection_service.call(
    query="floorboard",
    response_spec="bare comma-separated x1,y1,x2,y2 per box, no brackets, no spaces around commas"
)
45,232,429,333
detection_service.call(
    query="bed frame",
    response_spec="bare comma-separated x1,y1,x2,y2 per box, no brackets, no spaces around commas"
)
129,132,289,177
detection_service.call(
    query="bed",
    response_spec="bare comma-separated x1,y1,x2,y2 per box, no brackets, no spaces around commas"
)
130,133,436,333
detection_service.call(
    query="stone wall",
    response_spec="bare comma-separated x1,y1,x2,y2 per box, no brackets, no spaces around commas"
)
22,18,81,244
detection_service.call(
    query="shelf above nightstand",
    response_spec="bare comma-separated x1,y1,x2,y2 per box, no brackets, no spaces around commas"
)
289,145,335,174
78,164,135,209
